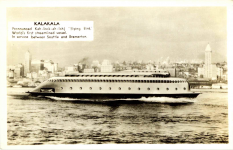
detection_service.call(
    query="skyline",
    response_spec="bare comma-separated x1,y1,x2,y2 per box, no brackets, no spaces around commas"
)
7,7,227,67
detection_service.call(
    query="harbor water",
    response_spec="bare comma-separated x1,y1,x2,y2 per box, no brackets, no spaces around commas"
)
7,88,228,144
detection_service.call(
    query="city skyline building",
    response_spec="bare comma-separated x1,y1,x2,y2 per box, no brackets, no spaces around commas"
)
31,60,44,73
204,43,212,78
24,50,31,76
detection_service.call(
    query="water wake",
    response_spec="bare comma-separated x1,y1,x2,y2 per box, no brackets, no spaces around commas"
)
45,96,196,103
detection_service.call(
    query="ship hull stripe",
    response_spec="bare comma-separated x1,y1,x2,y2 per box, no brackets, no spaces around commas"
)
29,92,200,99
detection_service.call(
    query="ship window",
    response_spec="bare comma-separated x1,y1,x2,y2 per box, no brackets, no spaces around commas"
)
157,88,159,90
138,87,140,90
90,87,92,90
184,87,186,90
175,88,178,90
119,87,121,90
99,87,102,90
167,88,169,90
161,80,163,83
147,80,149,83
128,87,131,90
109,87,111,90
68,79,70,82
70,87,72,90
175,81,177,83
61,87,63,90
80,87,82,90
147,88,150,90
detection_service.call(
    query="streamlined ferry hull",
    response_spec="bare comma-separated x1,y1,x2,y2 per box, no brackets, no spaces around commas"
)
29,92,200,99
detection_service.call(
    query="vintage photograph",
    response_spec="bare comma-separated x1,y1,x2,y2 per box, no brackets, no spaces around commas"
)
5,6,229,145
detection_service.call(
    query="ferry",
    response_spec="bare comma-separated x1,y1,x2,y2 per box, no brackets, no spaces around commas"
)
28,70,200,99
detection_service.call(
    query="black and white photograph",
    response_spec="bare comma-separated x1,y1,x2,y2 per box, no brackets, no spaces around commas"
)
1,0,233,149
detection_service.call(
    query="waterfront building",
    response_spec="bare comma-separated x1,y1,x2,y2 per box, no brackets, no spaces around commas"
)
15,63,24,77
198,67,205,78
8,70,14,78
26,73,32,78
101,60,113,72
54,63,58,72
24,50,32,76
65,66,76,72
146,64,155,70
217,67,224,80
14,68,21,78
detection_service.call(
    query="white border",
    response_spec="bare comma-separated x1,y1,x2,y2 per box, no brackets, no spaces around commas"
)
1,0,233,149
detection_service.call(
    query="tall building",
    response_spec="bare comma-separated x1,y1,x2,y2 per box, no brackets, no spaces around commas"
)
204,44,212,78
24,50,32,76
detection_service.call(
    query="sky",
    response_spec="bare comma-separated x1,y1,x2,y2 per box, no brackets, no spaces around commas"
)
7,7,227,67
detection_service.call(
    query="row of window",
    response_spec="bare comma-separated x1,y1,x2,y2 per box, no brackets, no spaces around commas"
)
65,75,168,78
134,70,167,73
49,79,187,83
62,87,187,91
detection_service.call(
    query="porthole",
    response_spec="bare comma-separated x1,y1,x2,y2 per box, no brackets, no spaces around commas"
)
166,88,169,90
90,87,92,90
184,87,186,90
61,87,63,90
80,87,82,90
175,88,178,90
157,88,159,90
109,87,111,90
147,88,150,90
128,87,131,90
119,87,121,90
138,87,140,90
99,87,102,90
